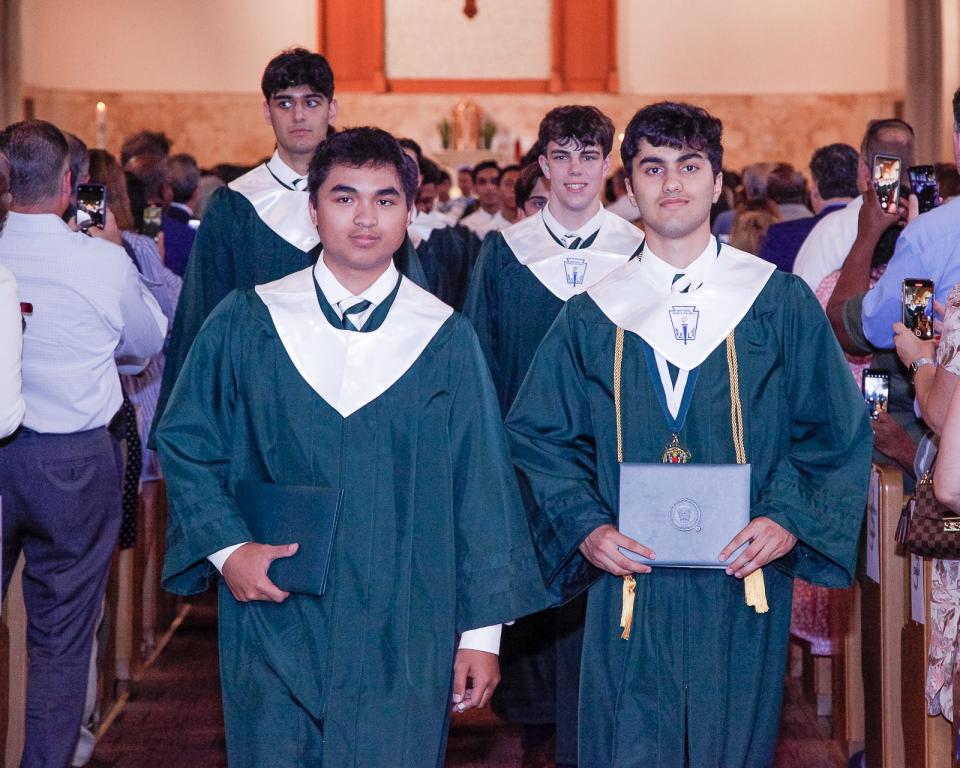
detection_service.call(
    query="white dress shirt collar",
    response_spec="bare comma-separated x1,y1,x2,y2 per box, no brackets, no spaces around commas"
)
640,236,719,292
542,201,605,246
313,252,399,326
266,150,307,191
168,201,195,217
4,211,73,234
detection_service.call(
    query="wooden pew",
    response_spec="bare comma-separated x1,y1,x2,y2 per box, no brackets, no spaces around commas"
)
831,583,865,757
902,554,954,768
861,463,906,767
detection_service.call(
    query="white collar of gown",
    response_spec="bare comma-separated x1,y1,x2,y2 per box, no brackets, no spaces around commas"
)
502,207,643,301
229,151,320,252
255,263,453,417
588,237,775,370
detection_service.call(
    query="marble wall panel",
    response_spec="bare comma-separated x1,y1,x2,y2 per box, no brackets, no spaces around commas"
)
24,87,912,178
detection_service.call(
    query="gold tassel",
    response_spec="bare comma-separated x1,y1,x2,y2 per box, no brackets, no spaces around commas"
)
620,575,636,639
744,568,769,614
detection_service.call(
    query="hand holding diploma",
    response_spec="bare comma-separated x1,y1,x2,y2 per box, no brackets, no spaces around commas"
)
222,541,299,603
580,524,655,576
719,517,796,579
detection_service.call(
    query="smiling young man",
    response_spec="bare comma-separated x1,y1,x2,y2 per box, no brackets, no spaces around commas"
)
505,102,872,767
157,128,547,767
464,105,642,768
153,49,425,440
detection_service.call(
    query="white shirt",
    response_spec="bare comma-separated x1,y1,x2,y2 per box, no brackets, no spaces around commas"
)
792,195,863,291
209,257,502,654
0,264,25,438
0,213,167,433
541,201,605,247
460,208,510,239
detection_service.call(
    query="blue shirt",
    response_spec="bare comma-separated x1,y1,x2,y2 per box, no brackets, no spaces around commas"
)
862,195,960,348
759,202,846,273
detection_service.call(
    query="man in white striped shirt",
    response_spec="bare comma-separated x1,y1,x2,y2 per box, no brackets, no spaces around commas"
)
0,119,166,768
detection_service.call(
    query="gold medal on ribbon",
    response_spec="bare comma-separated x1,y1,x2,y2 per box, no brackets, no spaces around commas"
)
661,433,691,464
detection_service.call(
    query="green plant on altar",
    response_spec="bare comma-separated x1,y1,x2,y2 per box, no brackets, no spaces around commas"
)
437,118,452,149
480,120,497,149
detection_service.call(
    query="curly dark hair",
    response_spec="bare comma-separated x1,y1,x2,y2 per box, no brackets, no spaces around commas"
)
537,105,614,157
809,143,859,200
307,127,418,205
261,48,334,102
621,102,723,176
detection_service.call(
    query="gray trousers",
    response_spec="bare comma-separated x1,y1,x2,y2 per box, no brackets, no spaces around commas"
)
1,427,122,768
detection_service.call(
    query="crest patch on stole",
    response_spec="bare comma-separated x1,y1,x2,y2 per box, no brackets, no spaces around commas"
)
668,305,699,345
564,257,587,286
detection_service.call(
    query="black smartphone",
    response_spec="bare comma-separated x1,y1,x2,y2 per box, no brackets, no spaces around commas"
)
908,165,941,214
76,183,106,232
902,278,935,340
873,154,902,212
862,369,890,420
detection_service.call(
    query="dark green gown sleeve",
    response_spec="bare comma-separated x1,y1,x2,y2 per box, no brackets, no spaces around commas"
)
448,319,552,631
395,234,428,289
504,303,605,602
157,291,255,595
462,233,504,392
751,276,873,588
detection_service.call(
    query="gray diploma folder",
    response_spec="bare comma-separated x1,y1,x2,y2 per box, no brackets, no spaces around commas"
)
236,479,343,596
617,463,751,568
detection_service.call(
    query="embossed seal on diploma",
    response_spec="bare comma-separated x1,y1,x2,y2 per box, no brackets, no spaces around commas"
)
669,498,702,532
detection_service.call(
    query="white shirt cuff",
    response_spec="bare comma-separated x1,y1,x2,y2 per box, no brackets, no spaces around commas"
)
207,542,249,572
458,624,503,655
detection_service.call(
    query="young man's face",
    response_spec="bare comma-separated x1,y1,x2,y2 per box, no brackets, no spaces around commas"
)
263,85,338,161
415,182,437,213
437,177,451,202
522,177,550,217
474,168,501,212
309,162,411,276
457,170,473,197
499,169,519,213
625,139,722,241
539,140,610,215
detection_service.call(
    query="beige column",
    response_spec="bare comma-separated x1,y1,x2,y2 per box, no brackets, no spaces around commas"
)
0,0,23,127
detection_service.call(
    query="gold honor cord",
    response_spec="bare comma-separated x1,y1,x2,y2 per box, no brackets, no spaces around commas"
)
613,328,768,642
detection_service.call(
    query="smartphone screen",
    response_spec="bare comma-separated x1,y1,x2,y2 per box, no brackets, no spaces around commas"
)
863,369,890,420
76,183,106,232
873,154,902,212
902,278,935,340
908,165,940,213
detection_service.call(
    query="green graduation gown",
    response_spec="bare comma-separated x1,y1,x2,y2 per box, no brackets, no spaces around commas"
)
505,268,873,767
152,182,426,443
463,209,643,760
158,267,548,767
416,224,482,312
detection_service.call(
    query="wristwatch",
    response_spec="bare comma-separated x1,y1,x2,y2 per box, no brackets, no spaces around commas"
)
910,357,937,375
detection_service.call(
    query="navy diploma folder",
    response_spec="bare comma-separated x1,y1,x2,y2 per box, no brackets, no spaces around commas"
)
236,479,343,595
617,463,751,568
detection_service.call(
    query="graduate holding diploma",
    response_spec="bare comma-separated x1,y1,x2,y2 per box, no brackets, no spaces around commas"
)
506,102,873,767
157,128,548,767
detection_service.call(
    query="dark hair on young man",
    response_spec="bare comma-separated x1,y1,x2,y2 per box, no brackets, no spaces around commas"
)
0,120,70,206
419,157,443,186
438,169,451,185
307,127,418,205
537,105,614,157
860,118,915,169
514,162,545,209
261,47,335,102
398,138,423,164
620,102,724,176
120,130,172,166
167,153,201,203
809,143,859,200
499,164,521,181
472,160,501,184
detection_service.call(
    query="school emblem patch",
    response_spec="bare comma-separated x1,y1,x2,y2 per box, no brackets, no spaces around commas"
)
669,498,702,532
669,305,699,345
563,257,587,286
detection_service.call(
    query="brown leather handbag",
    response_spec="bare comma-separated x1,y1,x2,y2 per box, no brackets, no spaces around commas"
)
896,463,960,558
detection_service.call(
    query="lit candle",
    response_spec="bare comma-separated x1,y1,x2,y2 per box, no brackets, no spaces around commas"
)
95,102,107,149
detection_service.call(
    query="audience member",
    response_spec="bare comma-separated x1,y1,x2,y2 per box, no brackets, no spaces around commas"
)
759,143,858,272
64,132,91,220
0,119,166,767
194,172,225,218
936,161,960,201
120,129,172,166
712,161,774,236
161,152,201,276
936,287,960,509
0,150,24,438
794,118,915,291
729,199,780,255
